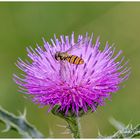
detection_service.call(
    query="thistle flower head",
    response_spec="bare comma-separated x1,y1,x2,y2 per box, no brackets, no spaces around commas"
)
14,33,130,116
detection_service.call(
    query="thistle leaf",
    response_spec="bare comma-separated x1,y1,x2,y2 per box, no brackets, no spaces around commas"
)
0,106,44,138
98,118,140,138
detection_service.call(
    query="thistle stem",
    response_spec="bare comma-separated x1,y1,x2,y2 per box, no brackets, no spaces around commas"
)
65,117,80,138
51,106,81,138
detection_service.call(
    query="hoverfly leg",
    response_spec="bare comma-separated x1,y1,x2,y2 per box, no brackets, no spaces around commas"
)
59,61,67,82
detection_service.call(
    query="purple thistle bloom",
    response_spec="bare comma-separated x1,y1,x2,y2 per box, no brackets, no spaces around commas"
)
14,33,130,116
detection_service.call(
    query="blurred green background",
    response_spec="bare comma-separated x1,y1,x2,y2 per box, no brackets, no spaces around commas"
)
0,2,139,138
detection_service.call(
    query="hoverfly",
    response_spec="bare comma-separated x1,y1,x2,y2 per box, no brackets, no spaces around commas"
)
55,39,84,65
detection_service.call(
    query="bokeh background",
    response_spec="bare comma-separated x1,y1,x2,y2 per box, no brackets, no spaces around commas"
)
0,2,139,138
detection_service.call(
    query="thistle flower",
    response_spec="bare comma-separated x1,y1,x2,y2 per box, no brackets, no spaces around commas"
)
14,33,130,116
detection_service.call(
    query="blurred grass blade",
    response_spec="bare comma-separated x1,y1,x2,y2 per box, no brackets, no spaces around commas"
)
109,117,125,130
0,106,44,138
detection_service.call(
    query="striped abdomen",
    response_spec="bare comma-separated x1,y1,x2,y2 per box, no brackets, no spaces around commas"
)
66,55,84,65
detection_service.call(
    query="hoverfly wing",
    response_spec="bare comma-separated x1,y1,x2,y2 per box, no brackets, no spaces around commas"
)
65,38,86,53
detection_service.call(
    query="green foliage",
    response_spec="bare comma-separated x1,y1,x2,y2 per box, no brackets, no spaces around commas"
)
98,118,140,138
0,106,140,138
0,106,44,138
